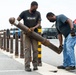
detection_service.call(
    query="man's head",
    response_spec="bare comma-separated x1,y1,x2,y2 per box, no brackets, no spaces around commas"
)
30,1,38,13
46,12,56,22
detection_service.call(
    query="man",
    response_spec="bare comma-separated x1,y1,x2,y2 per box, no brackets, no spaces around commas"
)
17,1,41,72
46,12,76,70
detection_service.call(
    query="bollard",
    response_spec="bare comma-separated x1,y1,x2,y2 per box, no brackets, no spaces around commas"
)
15,32,19,57
9,18,63,54
10,30,13,53
37,26,42,66
4,30,6,50
0,34,1,48
10,37,13,53
1,35,3,49
20,31,24,58
6,29,10,52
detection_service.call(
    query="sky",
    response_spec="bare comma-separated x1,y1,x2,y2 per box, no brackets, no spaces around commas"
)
0,0,76,30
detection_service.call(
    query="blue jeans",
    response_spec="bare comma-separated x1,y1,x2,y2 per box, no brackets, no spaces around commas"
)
63,34,76,67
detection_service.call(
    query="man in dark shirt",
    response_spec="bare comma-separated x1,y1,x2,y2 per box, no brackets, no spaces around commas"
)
17,1,41,72
46,12,76,70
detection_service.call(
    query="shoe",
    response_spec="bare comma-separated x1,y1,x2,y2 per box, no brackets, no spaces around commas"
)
66,66,75,70
57,65,65,69
25,68,32,72
33,67,38,71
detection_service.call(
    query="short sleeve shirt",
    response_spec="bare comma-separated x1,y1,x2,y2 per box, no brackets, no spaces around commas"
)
55,14,71,38
19,10,41,32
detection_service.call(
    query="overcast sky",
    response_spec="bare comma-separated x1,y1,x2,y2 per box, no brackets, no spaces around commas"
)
0,0,76,30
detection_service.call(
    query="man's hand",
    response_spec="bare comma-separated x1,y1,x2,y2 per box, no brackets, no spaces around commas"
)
30,27,35,31
28,28,31,32
59,45,63,50
27,27,35,33
26,27,35,36
70,28,75,37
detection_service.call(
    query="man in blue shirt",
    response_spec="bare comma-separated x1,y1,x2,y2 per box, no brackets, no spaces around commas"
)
46,12,76,70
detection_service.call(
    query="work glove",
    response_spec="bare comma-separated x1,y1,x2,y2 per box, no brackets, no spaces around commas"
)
70,28,75,37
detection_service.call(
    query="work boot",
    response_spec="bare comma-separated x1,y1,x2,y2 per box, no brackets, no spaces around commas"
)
33,67,38,71
57,65,65,69
25,68,32,72
65,66,75,70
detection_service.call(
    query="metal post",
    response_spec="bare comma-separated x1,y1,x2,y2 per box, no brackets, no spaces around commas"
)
9,18,63,54
6,29,10,52
15,32,19,57
20,31,24,58
4,30,6,50
37,26,42,66
1,34,3,49
10,29,13,53
0,34,1,48
10,37,13,53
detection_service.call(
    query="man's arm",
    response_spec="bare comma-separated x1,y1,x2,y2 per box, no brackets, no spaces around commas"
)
60,15,73,29
30,21,41,31
56,28,63,46
17,17,22,21
66,19,75,36
34,21,41,29
17,11,24,21
65,19,74,29
58,34,63,46
34,12,41,29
